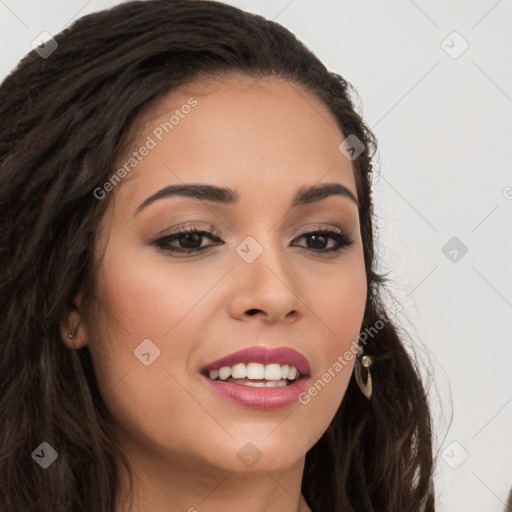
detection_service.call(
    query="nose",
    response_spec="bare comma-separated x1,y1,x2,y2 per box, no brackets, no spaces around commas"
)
228,235,304,324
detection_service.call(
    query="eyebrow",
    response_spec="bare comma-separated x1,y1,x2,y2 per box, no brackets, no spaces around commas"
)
134,182,359,215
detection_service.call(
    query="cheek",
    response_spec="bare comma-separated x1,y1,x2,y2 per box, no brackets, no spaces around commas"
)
306,248,367,353
295,252,367,435
86,232,238,391
93,244,205,336
85,247,223,461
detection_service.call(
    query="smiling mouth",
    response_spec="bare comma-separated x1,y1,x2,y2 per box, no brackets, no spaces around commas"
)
201,362,303,387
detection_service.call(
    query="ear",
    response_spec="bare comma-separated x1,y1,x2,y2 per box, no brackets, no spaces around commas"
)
59,294,88,350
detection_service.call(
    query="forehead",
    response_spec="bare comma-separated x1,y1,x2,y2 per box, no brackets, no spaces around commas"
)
108,74,357,214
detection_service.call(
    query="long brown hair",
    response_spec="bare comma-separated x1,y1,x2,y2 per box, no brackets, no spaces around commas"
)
0,1,435,510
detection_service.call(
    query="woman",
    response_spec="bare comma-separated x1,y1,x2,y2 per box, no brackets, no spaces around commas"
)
0,1,435,510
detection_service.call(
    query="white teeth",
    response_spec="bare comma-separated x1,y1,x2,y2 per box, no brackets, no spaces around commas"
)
265,380,287,387
246,362,265,379
264,363,282,380
244,381,266,387
218,366,231,380
208,363,301,382
231,363,246,379
230,379,288,388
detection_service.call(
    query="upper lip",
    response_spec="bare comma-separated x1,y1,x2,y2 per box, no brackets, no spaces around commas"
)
200,346,310,376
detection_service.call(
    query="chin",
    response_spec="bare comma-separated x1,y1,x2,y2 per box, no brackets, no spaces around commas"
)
200,434,311,474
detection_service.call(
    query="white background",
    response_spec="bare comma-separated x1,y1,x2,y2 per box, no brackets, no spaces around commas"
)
1,1,511,510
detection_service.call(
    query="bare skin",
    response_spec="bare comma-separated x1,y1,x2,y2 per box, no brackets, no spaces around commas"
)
62,75,367,512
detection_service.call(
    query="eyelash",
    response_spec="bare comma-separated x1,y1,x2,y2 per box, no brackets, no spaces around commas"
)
151,224,354,255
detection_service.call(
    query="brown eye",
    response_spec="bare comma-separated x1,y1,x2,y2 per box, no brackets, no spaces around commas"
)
292,228,354,253
152,227,223,254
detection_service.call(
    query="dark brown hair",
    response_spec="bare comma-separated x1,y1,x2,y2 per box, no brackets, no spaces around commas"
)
0,1,435,510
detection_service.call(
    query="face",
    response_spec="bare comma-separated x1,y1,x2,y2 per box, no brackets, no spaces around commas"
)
72,75,367,477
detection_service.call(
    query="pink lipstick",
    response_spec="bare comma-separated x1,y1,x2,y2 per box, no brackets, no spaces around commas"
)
199,346,311,410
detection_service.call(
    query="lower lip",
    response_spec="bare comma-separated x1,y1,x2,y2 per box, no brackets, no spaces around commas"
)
200,375,310,410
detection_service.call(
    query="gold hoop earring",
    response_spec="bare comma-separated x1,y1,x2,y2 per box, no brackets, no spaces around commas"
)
354,346,373,400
